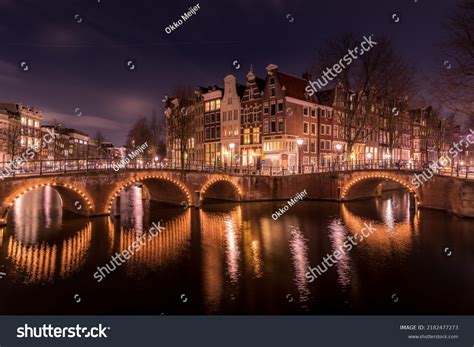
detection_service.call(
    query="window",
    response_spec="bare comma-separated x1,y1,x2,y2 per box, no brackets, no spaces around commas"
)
205,128,210,140
216,127,220,139
263,119,269,133
333,125,338,138
210,101,216,111
327,110,332,118
270,77,275,85
277,100,283,112
205,115,210,124
320,140,325,150
303,139,309,153
311,109,316,118
303,107,309,117
243,128,251,144
303,121,309,134
271,104,276,116
271,88,275,97
211,127,215,139
216,113,220,122
223,111,227,121
326,125,331,135
303,156,309,165
278,118,284,132
320,124,325,135
311,123,316,135
252,127,260,143
234,110,238,120
264,106,269,115
211,114,215,123
216,99,221,110
271,120,276,132
310,140,316,153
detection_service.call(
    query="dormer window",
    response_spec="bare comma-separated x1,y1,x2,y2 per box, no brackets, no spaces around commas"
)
270,77,275,86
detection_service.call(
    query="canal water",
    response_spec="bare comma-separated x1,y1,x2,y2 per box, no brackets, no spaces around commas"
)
0,186,473,314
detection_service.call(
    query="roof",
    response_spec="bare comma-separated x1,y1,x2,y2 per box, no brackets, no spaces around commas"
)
236,83,246,97
276,71,314,101
316,89,336,106
255,77,266,92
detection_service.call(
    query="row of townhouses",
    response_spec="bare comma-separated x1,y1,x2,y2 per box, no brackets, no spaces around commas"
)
0,102,121,164
165,64,471,170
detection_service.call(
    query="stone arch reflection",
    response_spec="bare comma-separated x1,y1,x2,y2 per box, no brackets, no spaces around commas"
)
6,222,92,283
116,210,192,276
200,205,243,312
340,203,419,257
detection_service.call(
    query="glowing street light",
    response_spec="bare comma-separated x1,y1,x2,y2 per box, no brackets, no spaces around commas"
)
229,143,235,167
366,152,373,160
296,138,304,146
335,144,342,151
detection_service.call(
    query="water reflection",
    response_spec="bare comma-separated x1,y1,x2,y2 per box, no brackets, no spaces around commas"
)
201,205,242,311
2,187,474,314
6,223,92,283
288,225,310,307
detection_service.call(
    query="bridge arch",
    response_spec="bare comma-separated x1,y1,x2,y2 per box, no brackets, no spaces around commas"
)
2,182,95,223
200,176,242,203
340,172,421,206
106,174,192,214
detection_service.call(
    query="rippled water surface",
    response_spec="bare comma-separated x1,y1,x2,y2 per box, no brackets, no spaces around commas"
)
1,186,473,314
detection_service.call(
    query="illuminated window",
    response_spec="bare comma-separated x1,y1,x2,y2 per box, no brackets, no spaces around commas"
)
210,101,216,111
303,122,309,134
252,127,260,143
243,128,251,144
205,102,210,112
215,99,221,110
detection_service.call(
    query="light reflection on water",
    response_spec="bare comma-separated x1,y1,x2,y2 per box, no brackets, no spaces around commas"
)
1,186,473,314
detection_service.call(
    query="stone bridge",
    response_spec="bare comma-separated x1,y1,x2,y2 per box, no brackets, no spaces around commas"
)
1,169,473,225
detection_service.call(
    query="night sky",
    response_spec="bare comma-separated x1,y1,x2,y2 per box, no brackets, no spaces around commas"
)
0,0,457,145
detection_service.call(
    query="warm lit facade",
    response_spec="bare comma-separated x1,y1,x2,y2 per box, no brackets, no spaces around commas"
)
220,75,244,167
203,87,223,165
240,67,264,167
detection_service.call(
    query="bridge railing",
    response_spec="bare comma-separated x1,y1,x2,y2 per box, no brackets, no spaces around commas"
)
0,158,472,179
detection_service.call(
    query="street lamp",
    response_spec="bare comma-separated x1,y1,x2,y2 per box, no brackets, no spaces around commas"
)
229,142,235,167
296,138,304,173
154,155,159,168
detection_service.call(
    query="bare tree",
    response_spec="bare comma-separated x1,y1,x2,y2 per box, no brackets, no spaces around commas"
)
149,109,166,158
6,120,22,161
311,34,398,160
126,117,152,162
377,51,417,160
164,85,199,169
431,0,474,119
95,130,106,158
